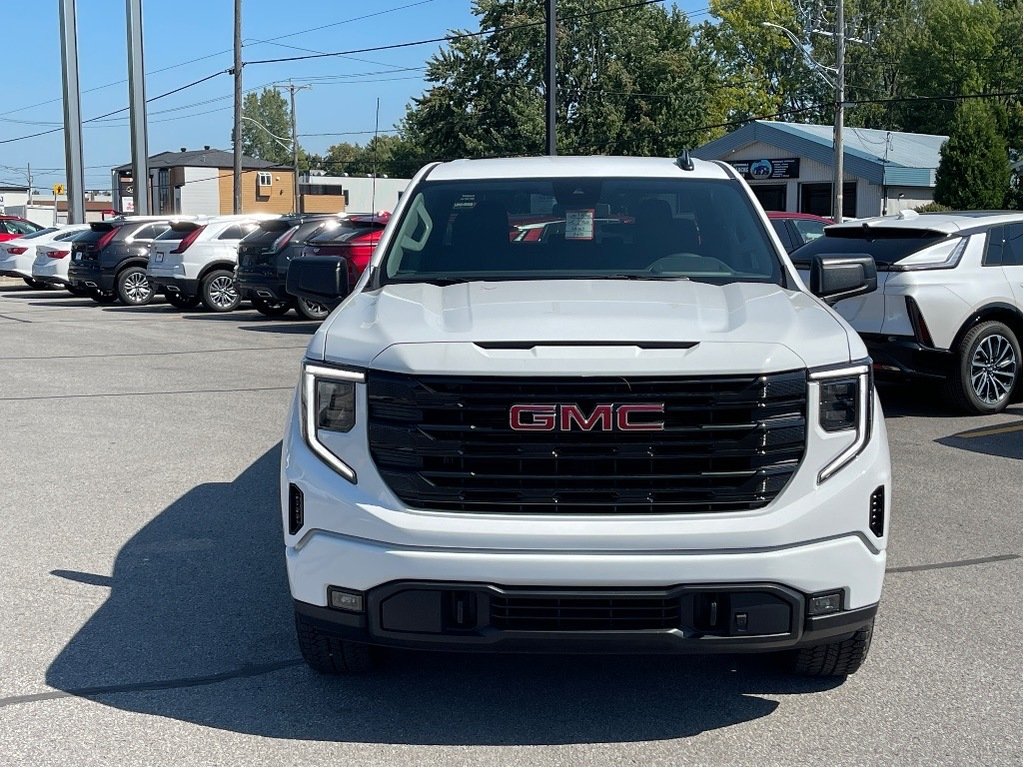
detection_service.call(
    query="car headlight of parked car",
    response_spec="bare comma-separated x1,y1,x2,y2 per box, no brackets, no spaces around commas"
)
301,361,363,483
810,361,872,483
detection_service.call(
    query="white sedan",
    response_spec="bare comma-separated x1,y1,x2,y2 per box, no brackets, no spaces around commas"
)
32,230,93,295
0,225,90,288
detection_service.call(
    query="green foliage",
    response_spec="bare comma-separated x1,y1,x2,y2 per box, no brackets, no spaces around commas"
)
240,89,295,166
934,100,1011,209
401,0,729,160
309,135,422,179
913,201,951,213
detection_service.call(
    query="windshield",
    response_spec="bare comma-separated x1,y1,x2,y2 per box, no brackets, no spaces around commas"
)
380,177,783,286
791,227,948,268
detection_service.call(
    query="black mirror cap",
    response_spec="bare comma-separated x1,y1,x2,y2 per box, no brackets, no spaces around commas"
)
810,254,878,305
286,255,352,309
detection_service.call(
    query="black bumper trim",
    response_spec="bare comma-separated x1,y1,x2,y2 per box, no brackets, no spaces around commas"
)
237,276,288,301
861,334,953,380
151,276,199,296
294,582,878,655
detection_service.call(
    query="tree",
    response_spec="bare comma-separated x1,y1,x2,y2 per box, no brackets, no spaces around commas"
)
933,100,1011,209
240,88,294,165
401,0,730,160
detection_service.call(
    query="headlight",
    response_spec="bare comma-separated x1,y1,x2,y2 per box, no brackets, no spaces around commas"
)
810,361,872,483
301,361,364,483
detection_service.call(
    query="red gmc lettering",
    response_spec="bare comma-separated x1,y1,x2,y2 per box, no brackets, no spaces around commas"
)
509,404,557,431
560,404,613,431
617,404,666,431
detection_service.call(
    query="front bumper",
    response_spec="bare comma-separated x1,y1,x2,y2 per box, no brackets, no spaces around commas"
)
862,334,953,380
294,582,878,654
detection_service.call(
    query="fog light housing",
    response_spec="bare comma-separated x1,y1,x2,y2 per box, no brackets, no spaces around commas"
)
808,592,843,616
327,587,365,613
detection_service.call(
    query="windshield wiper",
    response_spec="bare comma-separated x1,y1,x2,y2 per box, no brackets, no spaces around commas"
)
589,274,691,281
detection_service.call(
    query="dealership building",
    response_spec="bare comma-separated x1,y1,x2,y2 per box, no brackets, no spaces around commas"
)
694,121,946,219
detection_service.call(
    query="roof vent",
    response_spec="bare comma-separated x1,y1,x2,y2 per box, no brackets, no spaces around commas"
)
204,145,210,150
180,147,187,152
675,149,695,172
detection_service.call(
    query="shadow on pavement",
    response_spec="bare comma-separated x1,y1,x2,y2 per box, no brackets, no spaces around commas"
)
43,446,839,744
936,422,1023,460
879,381,1023,419
240,322,320,335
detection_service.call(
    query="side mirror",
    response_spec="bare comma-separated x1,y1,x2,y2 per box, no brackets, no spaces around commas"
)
810,254,877,305
286,255,352,309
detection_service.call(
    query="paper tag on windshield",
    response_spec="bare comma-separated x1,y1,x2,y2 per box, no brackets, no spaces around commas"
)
564,209,595,240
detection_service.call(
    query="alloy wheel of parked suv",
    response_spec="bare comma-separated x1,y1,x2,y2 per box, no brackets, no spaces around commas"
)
295,297,330,321
201,270,241,312
117,266,154,306
947,321,1021,414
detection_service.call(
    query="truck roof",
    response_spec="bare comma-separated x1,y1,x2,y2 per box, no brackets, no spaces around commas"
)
426,155,732,181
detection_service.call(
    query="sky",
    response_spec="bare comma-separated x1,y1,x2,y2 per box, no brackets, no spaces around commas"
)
0,0,707,192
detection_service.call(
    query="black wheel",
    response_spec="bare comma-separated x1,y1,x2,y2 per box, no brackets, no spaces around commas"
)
23,277,51,290
116,266,154,306
200,269,241,312
295,297,331,321
252,296,292,317
89,289,118,305
67,284,91,297
788,620,874,677
945,320,1021,414
165,292,200,309
294,611,377,674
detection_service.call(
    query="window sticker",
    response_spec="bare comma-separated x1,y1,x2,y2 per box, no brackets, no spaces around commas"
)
564,208,595,240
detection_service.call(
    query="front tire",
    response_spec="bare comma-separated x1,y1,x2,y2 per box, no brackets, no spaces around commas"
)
252,296,292,317
295,297,330,321
945,320,1020,414
116,266,154,306
294,611,376,674
200,270,241,312
788,620,874,677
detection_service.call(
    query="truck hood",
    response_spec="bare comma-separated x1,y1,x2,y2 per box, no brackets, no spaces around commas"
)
311,279,857,375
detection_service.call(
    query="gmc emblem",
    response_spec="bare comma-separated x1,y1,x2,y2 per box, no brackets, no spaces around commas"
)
509,404,665,432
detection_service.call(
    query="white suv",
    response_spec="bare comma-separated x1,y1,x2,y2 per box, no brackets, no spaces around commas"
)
281,155,891,677
148,214,276,311
793,211,1022,414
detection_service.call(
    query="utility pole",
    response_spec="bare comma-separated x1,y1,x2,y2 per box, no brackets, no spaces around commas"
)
232,0,243,214
283,82,310,214
27,163,32,206
58,0,85,224
831,0,845,224
126,0,150,216
545,0,557,156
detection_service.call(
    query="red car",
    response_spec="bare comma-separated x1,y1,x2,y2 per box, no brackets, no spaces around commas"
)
765,211,832,253
0,215,44,242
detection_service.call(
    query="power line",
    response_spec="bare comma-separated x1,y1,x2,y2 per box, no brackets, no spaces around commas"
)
243,0,680,66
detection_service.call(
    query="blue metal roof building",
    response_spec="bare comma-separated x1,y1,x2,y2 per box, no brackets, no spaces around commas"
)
694,121,947,218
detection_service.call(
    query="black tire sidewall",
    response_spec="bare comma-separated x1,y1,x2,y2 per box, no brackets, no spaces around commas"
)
201,270,240,313
956,321,1021,414
295,297,329,321
116,266,153,306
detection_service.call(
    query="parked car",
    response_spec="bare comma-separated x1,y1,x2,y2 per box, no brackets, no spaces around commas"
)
282,155,890,677
31,229,95,294
67,216,189,305
148,214,276,312
235,214,338,317
0,225,88,288
0,215,44,242
792,209,1023,414
767,212,832,253
286,213,390,320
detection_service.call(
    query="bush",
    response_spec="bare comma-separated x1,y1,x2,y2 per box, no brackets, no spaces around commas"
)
914,202,952,213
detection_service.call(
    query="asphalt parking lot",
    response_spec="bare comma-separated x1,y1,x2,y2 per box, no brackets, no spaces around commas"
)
0,279,1020,766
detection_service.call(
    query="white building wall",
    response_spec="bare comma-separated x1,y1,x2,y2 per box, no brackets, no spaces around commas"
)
883,186,934,215
180,166,222,215
303,176,410,213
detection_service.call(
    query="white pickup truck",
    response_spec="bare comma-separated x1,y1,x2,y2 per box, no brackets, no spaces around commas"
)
281,155,891,677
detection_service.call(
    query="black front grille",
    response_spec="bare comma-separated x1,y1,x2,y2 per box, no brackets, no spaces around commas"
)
367,370,807,514
490,592,681,631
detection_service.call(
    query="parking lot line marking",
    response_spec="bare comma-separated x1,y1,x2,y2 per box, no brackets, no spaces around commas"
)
887,552,1021,574
2,386,294,402
951,422,1023,439
0,659,304,709
0,313,31,323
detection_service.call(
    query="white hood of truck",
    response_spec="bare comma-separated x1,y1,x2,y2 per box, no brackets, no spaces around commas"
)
309,279,858,375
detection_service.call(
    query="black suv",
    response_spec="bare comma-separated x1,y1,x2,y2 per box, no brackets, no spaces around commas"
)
68,217,174,305
235,214,337,317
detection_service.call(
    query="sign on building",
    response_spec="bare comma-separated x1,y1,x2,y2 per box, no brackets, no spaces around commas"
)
728,158,801,180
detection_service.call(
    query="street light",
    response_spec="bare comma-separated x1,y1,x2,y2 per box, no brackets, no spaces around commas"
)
761,19,845,224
